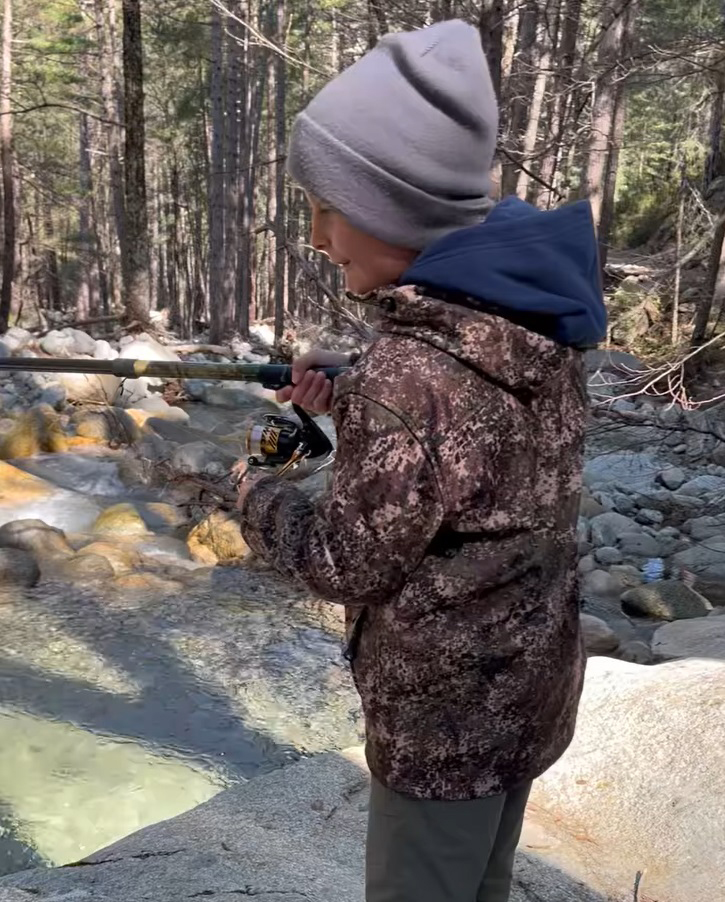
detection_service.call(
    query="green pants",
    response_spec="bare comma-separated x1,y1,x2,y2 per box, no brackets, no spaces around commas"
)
366,777,531,902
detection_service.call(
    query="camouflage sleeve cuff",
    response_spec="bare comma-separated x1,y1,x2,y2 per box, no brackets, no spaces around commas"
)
239,476,313,576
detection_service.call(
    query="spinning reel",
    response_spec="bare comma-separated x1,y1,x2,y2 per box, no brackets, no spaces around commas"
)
244,404,333,476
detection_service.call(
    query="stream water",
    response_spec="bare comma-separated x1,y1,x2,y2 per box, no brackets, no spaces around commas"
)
0,443,360,876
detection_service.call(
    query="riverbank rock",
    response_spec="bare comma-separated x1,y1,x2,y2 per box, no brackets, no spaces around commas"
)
621,580,712,620
652,617,725,660
0,519,74,558
70,408,140,446
0,462,57,505
0,406,68,459
0,548,39,589
0,749,607,902
39,552,116,584
527,657,725,902
580,613,619,655
92,503,149,537
186,511,250,564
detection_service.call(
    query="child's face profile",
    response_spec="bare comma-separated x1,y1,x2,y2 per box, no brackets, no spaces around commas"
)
308,195,416,295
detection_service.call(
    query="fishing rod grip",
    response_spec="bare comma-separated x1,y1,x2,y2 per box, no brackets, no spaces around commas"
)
259,365,349,390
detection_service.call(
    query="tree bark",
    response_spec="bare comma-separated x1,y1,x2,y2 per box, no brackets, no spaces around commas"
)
692,216,725,347
500,0,538,197
582,0,638,266
121,0,151,326
273,0,287,343
0,0,15,333
220,1,243,341
94,0,124,301
78,112,99,318
537,0,583,207
208,5,226,342
478,0,504,106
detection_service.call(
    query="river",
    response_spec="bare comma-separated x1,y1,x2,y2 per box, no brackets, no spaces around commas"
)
0,443,360,875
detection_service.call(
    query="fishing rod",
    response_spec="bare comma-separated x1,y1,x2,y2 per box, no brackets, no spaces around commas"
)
0,356,349,473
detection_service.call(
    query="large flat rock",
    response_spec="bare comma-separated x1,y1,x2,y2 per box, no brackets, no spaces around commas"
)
528,657,725,902
0,749,608,902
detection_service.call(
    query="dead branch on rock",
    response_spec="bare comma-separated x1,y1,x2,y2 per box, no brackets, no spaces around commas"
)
590,332,725,410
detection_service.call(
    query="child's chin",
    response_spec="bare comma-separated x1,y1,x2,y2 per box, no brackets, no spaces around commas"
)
344,272,374,295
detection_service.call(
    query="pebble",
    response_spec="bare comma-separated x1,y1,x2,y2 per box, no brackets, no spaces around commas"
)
658,467,686,491
594,546,623,566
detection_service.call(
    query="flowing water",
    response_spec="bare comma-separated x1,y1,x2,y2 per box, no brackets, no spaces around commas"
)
0,445,360,876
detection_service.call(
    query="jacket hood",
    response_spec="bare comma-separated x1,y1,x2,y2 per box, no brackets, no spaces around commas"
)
399,196,607,350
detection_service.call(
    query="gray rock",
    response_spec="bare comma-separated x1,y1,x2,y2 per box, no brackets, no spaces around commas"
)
580,613,619,655
593,546,623,566
578,489,605,519
577,554,596,575
590,511,639,547
182,378,214,401
659,526,680,538
0,749,608,902
673,443,687,454
38,382,67,410
584,349,645,374
582,569,621,598
93,339,118,360
0,547,39,588
611,492,636,515
39,329,77,357
0,519,74,558
528,657,725,902
133,395,190,423
609,398,636,414
658,466,686,490
621,580,712,621
673,539,725,584
202,384,278,413
617,531,662,558
653,617,725,660
677,474,725,498
583,452,662,492
635,507,663,526
609,564,644,588
0,339,10,359
1,326,32,353
682,514,725,542
171,441,238,478
67,328,97,355
614,639,653,664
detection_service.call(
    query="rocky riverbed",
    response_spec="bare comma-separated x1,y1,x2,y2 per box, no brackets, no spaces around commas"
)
1,329,725,896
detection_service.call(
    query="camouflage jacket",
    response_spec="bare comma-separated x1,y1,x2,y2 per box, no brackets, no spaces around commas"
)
241,286,587,801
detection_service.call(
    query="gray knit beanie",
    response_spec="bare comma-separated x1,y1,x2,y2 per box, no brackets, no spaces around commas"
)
287,20,498,251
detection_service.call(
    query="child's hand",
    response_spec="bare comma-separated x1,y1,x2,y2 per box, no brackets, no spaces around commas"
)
276,349,351,414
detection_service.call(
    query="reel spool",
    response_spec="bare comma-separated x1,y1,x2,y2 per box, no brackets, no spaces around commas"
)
244,404,333,475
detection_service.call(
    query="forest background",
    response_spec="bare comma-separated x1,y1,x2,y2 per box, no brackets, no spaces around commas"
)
0,0,724,372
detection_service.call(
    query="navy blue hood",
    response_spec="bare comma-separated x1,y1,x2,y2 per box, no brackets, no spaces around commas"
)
400,196,607,349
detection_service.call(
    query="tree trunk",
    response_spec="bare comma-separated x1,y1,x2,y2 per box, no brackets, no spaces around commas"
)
704,62,725,188
692,216,725,347
78,112,99,318
583,0,637,249
515,31,551,201
478,0,504,106
220,1,243,340
500,0,538,197
537,0,583,208
0,0,14,333
208,6,226,342
273,0,287,343
94,0,124,303
121,0,151,326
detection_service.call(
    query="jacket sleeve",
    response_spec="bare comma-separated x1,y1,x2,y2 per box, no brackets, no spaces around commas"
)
240,391,444,606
